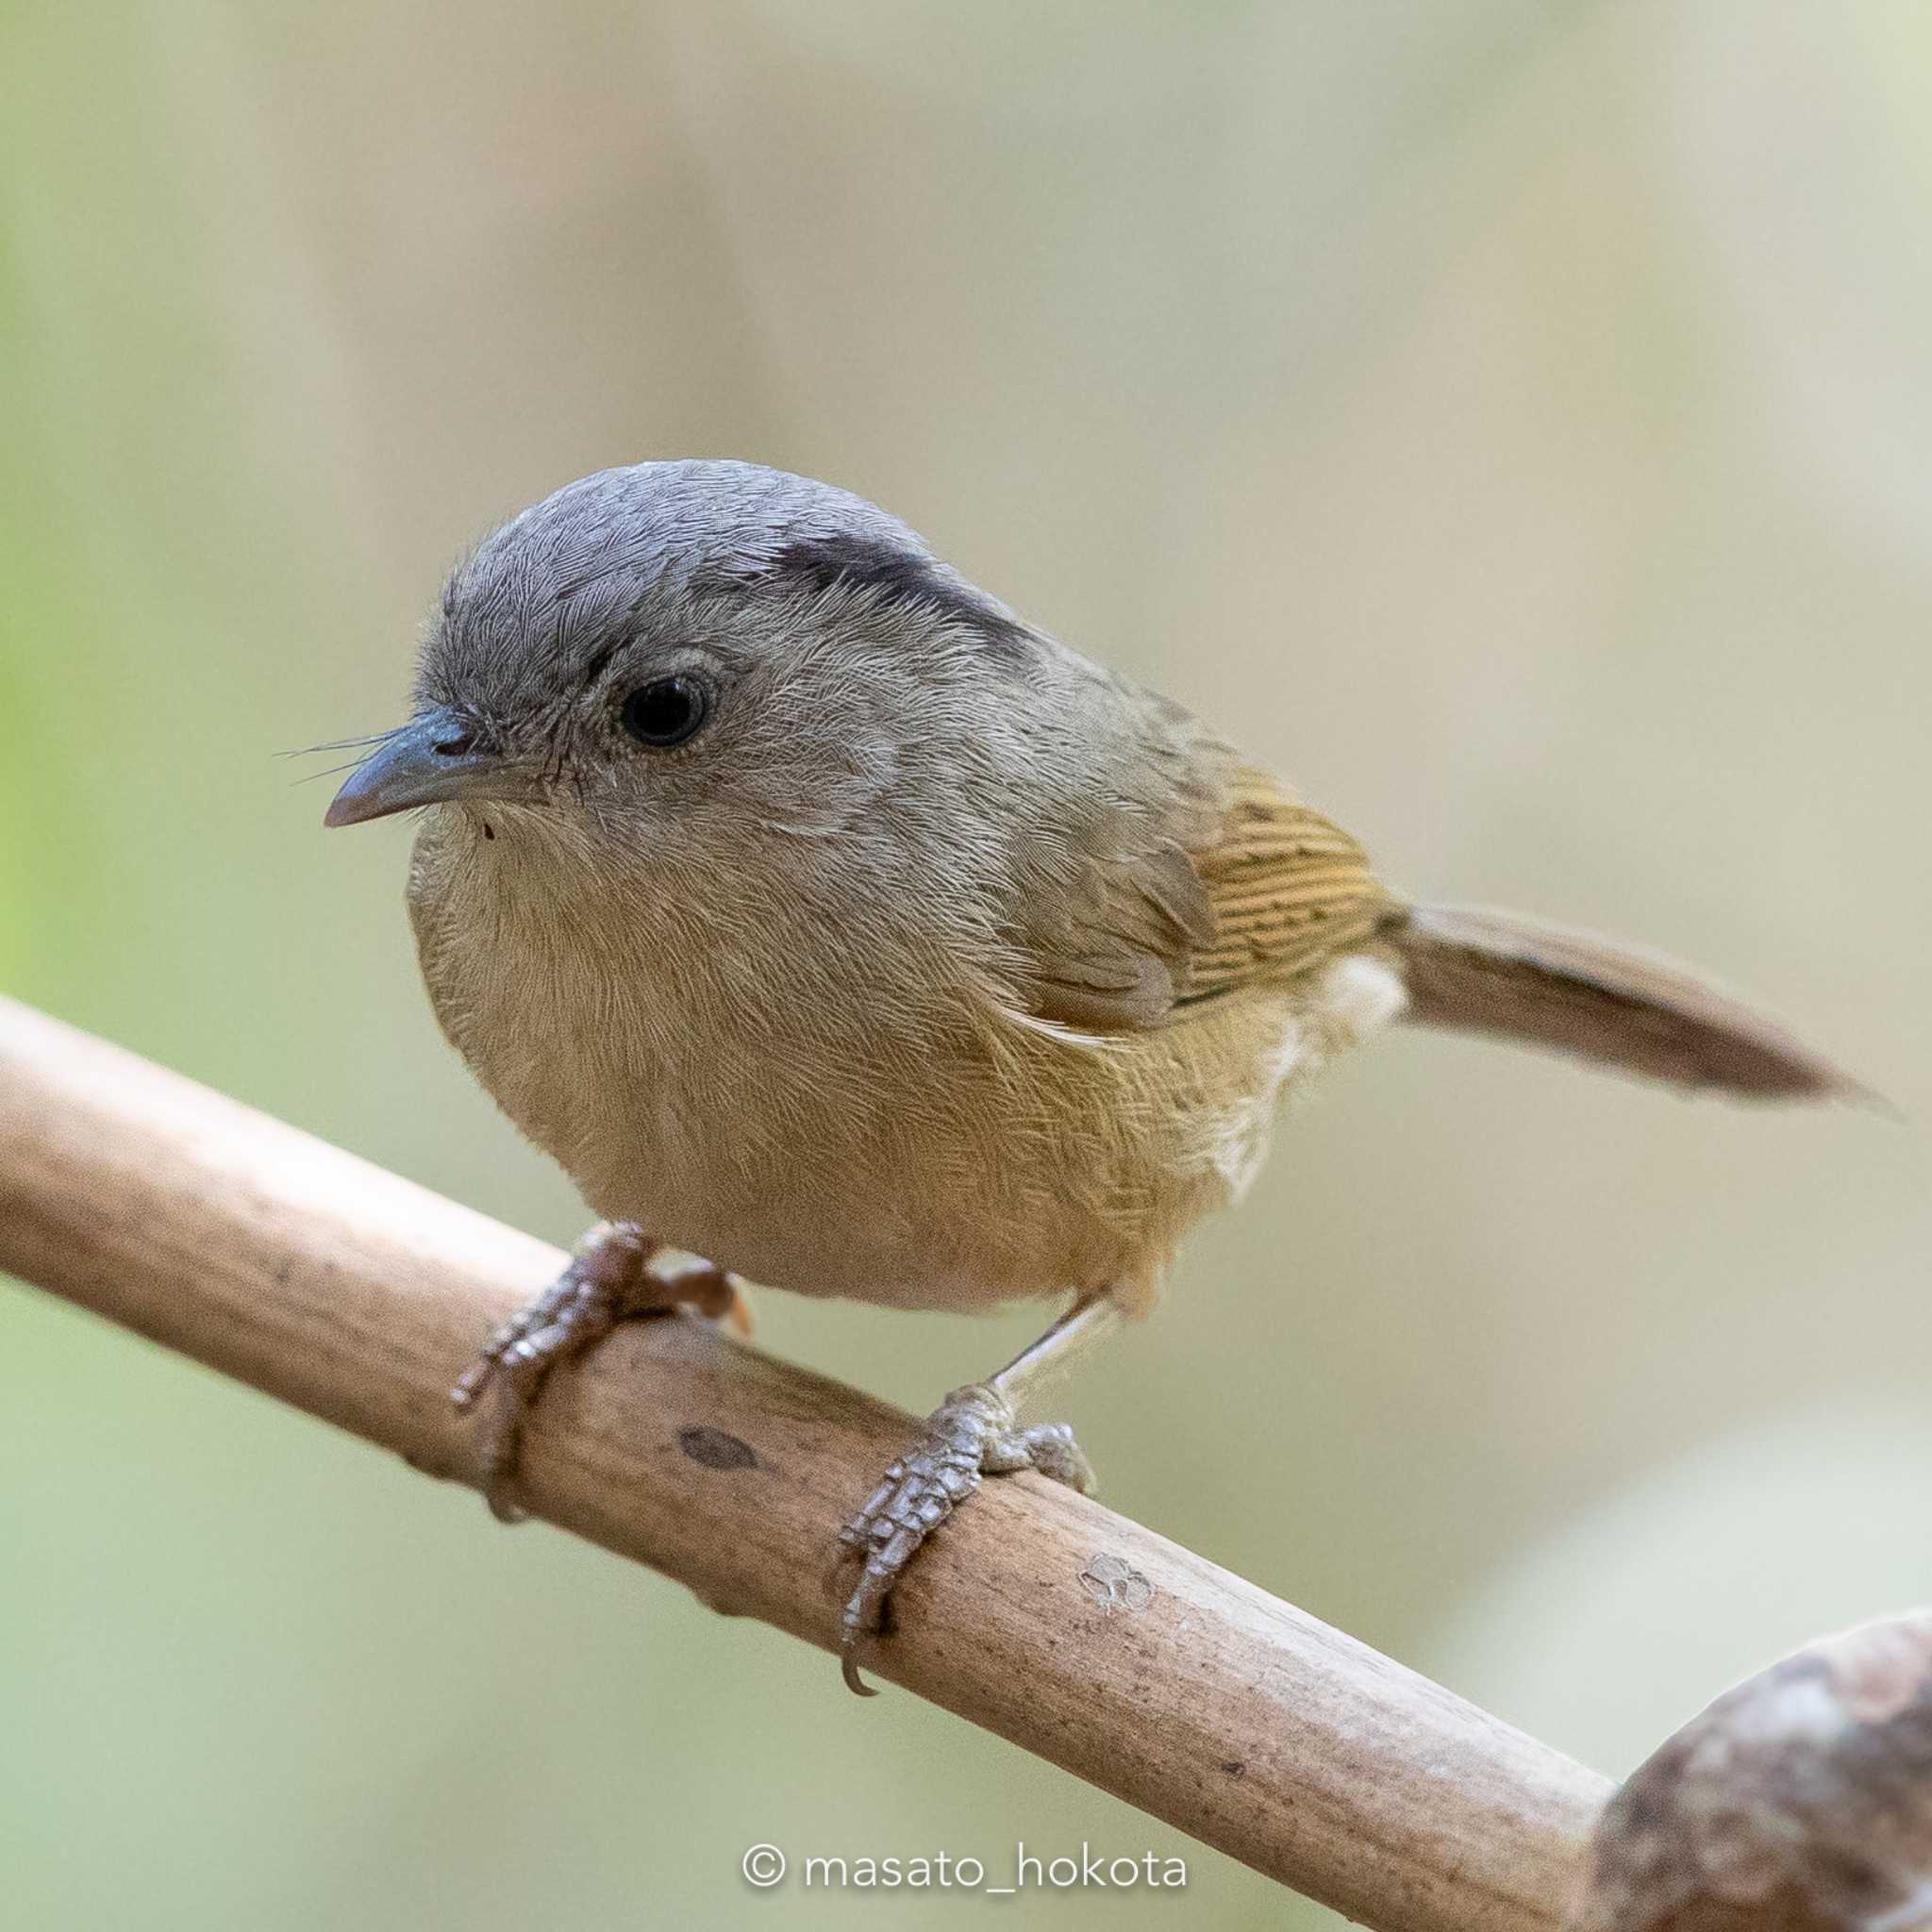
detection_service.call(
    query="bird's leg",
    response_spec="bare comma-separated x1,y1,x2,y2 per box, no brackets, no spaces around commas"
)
450,1220,749,1524
837,1293,1122,1693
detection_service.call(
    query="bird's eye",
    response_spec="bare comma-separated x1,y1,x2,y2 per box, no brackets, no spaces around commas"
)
619,675,710,749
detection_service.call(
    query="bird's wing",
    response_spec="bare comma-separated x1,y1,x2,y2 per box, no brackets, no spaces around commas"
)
1174,764,1394,1008
1015,743,1396,1033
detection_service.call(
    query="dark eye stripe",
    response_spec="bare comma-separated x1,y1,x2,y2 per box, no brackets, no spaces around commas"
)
581,640,623,687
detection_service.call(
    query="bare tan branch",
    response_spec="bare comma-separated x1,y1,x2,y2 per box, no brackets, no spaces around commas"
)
0,993,1610,1931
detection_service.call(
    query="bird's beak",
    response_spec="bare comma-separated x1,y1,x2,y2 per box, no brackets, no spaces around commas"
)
323,708,543,828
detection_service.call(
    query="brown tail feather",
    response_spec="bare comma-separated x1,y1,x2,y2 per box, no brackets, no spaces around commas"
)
1385,903,1860,1102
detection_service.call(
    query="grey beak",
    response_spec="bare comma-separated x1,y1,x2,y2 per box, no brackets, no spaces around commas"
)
324,708,541,828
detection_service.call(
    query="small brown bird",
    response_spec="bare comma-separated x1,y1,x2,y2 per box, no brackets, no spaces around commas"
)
326,459,1853,1691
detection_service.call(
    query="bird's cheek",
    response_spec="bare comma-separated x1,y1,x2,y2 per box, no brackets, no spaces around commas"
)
729,738,902,841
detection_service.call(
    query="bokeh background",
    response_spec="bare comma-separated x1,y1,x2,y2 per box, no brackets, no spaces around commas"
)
4,3,1930,1926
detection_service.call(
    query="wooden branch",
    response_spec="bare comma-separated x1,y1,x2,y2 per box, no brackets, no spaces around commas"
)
1574,1611,1932,1931
0,994,1611,1929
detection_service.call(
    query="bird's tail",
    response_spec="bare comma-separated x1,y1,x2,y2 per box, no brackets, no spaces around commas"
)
1382,902,1860,1102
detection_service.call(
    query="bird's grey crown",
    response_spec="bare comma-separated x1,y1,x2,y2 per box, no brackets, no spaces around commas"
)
418,459,1031,716
467,460,936,602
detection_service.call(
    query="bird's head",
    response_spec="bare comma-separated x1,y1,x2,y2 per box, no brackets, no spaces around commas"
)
325,459,1039,861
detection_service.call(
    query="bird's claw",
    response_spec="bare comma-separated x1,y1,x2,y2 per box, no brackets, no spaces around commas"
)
450,1221,746,1523
837,1383,1093,1694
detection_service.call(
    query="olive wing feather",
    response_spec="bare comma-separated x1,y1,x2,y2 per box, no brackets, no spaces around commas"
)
1018,749,1395,1032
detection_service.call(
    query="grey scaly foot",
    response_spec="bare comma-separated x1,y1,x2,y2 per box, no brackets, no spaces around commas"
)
450,1220,745,1523
837,1382,1094,1694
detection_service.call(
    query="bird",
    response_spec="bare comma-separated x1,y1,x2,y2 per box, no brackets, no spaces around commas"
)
325,458,1856,1692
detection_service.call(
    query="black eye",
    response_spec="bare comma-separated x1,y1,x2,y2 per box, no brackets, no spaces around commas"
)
620,675,710,748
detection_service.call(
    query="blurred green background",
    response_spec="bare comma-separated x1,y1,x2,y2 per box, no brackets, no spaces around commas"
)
3,3,1929,1926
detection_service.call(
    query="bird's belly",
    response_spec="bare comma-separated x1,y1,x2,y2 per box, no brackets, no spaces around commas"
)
414,819,1407,1314
425,973,1075,1309
553,962,1407,1313
561,1077,1104,1313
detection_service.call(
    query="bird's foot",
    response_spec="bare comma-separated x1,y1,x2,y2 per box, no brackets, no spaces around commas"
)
451,1220,748,1523
837,1382,1093,1694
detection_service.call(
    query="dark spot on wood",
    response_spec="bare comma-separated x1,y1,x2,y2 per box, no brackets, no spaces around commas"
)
1221,1759,1245,1779
481,822,494,840
678,1424,758,1472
